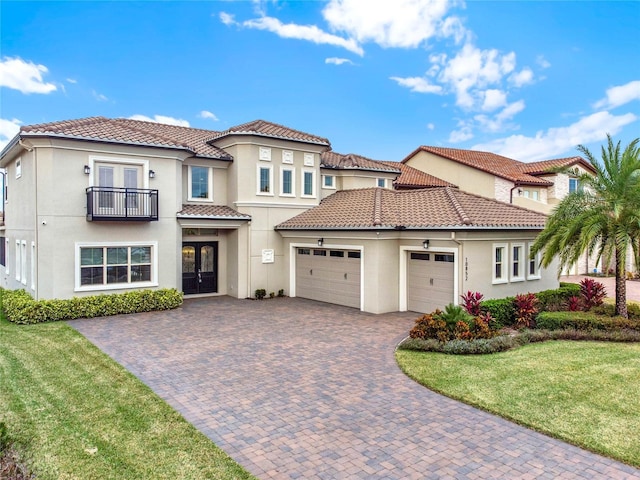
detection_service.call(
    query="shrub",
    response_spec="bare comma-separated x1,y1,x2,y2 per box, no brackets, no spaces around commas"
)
514,293,538,329
409,311,449,343
409,305,497,342
536,311,640,332
536,283,581,311
567,296,582,311
439,304,472,330
481,298,515,328
277,289,285,297
591,303,640,320
460,291,483,316
580,278,607,310
254,289,266,300
1,288,183,324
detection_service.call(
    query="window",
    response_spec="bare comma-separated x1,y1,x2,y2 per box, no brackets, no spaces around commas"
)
348,251,361,259
410,253,430,261
4,238,8,275
21,241,27,286
15,240,20,282
313,249,327,256
492,243,508,284
259,147,271,161
329,250,344,257
435,254,454,263
77,244,156,290
377,178,386,188
527,243,541,279
569,178,579,194
257,165,273,195
0,236,4,267
31,242,35,290
302,169,315,197
16,158,22,179
189,166,212,200
511,243,525,281
523,190,530,198
280,167,294,196
323,175,335,189
532,190,539,201
297,248,310,255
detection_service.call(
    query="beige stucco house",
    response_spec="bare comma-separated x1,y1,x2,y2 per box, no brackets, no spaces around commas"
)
0,116,559,314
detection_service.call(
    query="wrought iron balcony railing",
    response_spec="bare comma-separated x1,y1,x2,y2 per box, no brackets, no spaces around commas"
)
86,187,158,221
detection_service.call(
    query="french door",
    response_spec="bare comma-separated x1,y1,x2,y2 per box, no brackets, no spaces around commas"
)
182,242,218,294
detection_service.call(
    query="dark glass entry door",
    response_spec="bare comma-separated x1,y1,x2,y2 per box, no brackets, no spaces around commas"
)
182,242,218,294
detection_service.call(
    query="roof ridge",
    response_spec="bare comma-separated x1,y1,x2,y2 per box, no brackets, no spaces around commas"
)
373,188,383,226
112,119,191,150
21,116,109,133
118,117,220,135
445,187,471,225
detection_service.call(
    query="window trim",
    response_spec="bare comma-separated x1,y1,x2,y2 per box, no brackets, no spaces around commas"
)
15,240,20,282
4,238,8,275
301,168,316,198
20,240,27,286
188,165,213,202
377,178,386,188
323,174,335,189
74,241,159,292
280,166,295,197
257,164,274,196
527,243,541,280
492,243,508,284
88,156,149,189
511,243,525,282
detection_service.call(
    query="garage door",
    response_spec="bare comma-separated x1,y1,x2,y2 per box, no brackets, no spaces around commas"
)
407,251,455,313
295,248,361,308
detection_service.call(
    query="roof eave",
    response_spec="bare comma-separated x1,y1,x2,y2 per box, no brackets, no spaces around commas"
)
209,131,330,147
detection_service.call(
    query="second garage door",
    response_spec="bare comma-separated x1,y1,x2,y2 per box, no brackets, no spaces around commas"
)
407,251,455,313
295,248,361,309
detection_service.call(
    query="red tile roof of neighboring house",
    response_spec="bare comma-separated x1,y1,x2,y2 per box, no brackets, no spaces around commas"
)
20,117,232,160
520,156,596,175
210,119,331,147
276,187,547,230
177,204,251,219
380,161,455,189
321,151,399,172
403,146,553,186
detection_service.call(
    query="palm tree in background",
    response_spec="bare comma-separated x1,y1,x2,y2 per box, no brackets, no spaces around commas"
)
531,135,640,318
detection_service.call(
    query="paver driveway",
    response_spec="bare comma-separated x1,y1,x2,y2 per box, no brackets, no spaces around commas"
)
70,297,639,479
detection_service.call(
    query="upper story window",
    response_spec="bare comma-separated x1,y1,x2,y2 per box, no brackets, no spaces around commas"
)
569,178,580,194
302,169,315,198
492,243,508,284
281,167,294,196
189,166,212,201
16,158,22,179
377,178,386,188
257,165,273,195
323,175,335,189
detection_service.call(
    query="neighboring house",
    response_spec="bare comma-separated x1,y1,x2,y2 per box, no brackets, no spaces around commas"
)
0,116,559,315
401,146,624,276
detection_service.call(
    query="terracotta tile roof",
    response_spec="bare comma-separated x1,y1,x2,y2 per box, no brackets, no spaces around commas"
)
404,146,553,186
276,187,547,230
520,156,596,175
380,161,455,189
210,119,330,147
20,117,232,160
177,204,251,219
321,151,399,172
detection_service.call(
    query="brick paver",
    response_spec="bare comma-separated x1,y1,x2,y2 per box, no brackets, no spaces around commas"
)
70,297,640,479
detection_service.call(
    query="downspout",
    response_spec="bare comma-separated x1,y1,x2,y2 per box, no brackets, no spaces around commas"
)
509,183,521,204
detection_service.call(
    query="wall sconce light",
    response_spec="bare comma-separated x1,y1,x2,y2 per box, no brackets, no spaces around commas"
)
318,238,324,247
149,170,156,179
422,239,429,250
83,165,91,175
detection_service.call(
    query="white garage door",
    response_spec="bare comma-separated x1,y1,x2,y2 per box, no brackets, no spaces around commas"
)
295,248,361,309
407,251,455,313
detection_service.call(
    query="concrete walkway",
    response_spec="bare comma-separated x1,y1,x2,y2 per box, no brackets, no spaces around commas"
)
560,275,640,303
70,297,639,479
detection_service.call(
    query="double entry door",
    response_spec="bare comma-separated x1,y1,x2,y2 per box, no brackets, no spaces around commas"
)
182,242,218,294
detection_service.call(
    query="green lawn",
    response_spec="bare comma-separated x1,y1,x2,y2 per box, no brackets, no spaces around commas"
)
396,341,640,467
0,317,255,479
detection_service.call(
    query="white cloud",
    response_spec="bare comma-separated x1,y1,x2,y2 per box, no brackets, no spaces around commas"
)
66,78,77,84
242,16,364,56
474,100,525,132
449,124,474,143
389,76,443,94
219,12,236,26
92,90,108,102
472,111,637,162
426,123,435,130
536,55,551,69
129,115,190,127
325,57,354,66
322,0,458,48
0,118,22,151
0,57,57,94
199,110,219,121
481,89,507,112
593,80,640,110
509,68,534,87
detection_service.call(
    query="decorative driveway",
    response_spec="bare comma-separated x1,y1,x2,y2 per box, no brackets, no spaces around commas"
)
70,297,639,479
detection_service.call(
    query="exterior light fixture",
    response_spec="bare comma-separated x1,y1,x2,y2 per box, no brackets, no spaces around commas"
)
149,170,156,179
422,239,429,249
318,238,324,247
83,165,91,175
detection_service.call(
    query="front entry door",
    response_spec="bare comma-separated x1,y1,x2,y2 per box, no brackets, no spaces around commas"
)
182,242,218,294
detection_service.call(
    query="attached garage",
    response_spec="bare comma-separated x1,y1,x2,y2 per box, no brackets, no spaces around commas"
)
407,251,455,313
295,248,361,308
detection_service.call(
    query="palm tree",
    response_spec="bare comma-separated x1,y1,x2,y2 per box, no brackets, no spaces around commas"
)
531,135,640,318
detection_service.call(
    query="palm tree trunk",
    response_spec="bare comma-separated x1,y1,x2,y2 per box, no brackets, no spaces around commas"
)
615,245,628,318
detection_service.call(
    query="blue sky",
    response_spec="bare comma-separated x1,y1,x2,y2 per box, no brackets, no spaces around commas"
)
1,0,639,162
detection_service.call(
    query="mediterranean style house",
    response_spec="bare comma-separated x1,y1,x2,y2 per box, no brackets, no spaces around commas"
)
0,116,561,314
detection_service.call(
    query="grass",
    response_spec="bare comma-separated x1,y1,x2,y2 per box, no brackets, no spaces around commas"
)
0,316,255,479
396,341,640,467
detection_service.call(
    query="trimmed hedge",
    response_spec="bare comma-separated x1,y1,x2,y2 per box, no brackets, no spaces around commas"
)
1,288,183,324
536,311,640,332
591,302,640,321
481,298,515,328
536,283,581,311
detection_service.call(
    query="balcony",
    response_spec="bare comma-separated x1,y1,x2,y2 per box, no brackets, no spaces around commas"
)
86,187,158,221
